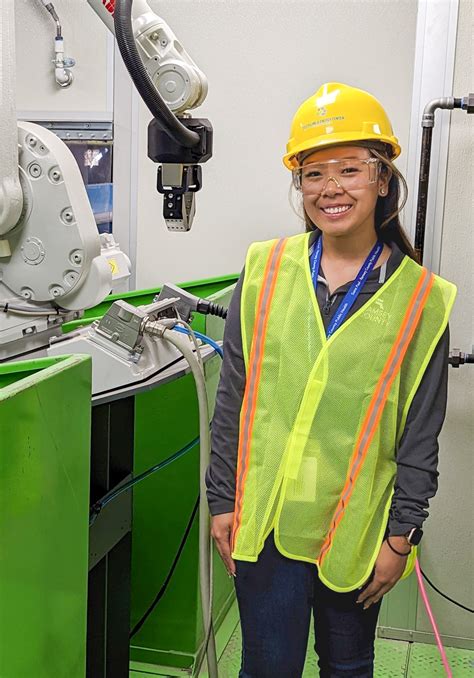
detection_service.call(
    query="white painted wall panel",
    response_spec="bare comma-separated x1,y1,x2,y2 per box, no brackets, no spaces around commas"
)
15,0,111,117
132,0,418,288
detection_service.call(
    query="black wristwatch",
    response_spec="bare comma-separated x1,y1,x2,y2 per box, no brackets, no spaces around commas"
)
406,527,423,545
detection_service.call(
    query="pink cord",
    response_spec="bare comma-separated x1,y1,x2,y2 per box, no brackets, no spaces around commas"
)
415,557,453,677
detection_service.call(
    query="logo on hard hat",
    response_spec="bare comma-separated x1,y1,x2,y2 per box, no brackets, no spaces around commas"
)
317,107,327,116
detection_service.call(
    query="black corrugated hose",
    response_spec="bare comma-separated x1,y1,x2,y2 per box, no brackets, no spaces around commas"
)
197,299,228,320
114,0,200,148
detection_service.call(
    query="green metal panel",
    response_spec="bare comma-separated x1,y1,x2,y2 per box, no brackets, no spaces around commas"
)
0,356,71,388
130,285,236,673
130,370,206,669
0,355,92,678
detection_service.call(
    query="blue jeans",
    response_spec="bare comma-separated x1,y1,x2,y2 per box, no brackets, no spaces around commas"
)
235,533,382,677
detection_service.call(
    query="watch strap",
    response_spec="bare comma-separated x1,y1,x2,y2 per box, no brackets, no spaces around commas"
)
386,536,412,557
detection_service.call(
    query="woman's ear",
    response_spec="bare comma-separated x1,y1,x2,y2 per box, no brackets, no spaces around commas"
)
378,166,392,196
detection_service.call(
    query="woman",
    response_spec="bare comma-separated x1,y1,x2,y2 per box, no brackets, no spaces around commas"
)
206,83,456,677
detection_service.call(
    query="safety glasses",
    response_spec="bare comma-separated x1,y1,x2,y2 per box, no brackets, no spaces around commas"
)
293,157,379,194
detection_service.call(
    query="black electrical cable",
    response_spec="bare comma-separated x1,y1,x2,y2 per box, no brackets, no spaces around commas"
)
130,494,200,638
420,567,474,614
114,0,199,148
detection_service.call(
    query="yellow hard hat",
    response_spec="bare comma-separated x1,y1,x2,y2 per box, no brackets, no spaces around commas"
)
283,82,401,169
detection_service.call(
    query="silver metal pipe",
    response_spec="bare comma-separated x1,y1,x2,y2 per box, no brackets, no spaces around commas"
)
42,2,62,37
422,97,456,128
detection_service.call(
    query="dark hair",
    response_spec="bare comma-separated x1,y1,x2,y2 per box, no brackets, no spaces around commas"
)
300,143,418,262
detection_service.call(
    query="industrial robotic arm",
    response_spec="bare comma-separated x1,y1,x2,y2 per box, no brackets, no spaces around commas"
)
89,0,208,114
42,0,209,109
1,0,211,360
0,0,120,360
87,0,213,231
45,1,216,392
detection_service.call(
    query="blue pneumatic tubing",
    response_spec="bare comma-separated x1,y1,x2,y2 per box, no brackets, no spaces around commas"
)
89,327,223,525
89,437,200,526
173,325,224,359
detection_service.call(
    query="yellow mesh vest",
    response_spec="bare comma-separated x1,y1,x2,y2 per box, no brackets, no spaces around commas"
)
232,232,456,592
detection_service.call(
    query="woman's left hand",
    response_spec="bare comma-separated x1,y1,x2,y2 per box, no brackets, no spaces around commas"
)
356,537,411,610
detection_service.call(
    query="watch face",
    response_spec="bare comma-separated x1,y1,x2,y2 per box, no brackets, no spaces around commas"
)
409,528,423,545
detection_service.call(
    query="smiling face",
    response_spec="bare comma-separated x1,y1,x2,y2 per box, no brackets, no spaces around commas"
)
300,145,389,240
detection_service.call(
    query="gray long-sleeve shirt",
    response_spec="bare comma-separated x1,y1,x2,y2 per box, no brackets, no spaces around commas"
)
206,235,450,540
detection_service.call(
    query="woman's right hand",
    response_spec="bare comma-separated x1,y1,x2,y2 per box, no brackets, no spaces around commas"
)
211,512,236,577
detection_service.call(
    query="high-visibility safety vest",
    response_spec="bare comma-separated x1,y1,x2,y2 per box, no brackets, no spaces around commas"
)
231,232,456,592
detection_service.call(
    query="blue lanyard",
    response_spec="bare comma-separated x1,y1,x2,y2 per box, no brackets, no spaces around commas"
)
310,236,384,337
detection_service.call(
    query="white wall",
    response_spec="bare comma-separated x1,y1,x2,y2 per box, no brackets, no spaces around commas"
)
418,0,473,640
132,0,418,288
15,0,112,118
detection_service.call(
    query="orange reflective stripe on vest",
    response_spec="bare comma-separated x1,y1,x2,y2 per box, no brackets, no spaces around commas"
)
232,238,288,550
318,267,435,564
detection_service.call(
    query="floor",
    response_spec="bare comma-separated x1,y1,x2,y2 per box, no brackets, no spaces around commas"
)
217,621,474,677
131,603,474,677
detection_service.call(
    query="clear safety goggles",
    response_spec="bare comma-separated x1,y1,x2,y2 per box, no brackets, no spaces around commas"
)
293,157,379,194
